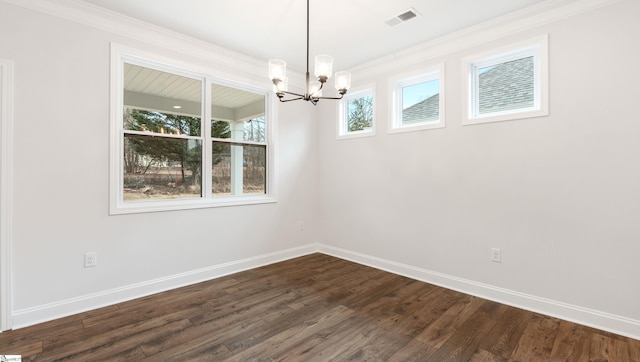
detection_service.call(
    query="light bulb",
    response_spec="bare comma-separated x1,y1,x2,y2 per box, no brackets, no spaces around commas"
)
309,81,322,98
334,71,351,94
273,78,288,93
268,59,287,81
314,55,333,81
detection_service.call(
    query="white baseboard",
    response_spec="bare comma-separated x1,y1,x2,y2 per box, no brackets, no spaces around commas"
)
12,244,317,329
12,243,640,341
318,244,640,340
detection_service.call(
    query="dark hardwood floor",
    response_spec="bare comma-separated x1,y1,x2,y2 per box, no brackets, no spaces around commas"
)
1,253,638,361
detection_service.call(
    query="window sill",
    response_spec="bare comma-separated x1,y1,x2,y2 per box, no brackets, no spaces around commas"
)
110,195,277,215
388,121,445,134
463,107,548,126
336,130,376,140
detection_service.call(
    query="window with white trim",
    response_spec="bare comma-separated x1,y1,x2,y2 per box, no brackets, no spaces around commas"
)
390,65,445,133
111,46,273,214
337,88,375,139
464,36,548,125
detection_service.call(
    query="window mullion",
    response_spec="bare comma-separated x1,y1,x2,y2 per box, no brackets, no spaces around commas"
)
203,77,212,199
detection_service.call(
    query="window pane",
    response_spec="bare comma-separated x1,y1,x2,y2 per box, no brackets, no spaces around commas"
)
402,79,439,125
212,141,266,196
211,118,265,142
243,117,265,142
347,95,373,132
211,83,265,142
211,120,231,139
123,134,202,201
123,64,202,134
125,108,201,136
478,56,534,114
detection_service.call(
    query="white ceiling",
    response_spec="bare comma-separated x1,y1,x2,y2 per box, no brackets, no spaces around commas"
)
80,0,548,73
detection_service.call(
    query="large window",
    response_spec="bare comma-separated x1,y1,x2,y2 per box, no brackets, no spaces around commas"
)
111,46,272,214
463,35,549,125
390,65,445,133
337,88,375,139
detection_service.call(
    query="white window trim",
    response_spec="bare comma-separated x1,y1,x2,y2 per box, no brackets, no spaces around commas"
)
463,35,549,126
337,86,376,140
389,63,445,134
110,44,275,215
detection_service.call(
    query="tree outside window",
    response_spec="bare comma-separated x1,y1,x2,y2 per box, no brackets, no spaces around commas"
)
338,89,375,138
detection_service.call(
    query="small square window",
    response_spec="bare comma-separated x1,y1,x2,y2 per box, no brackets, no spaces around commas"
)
337,88,375,139
464,35,549,125
390,64,445,134
401,79,440,125
477,57,534,115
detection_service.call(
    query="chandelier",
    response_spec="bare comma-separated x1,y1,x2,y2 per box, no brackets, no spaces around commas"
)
268,0,351,105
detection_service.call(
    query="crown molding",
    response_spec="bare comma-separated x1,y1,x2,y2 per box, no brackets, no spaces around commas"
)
2,0,623,86
0,0,268,81
350,0,625,79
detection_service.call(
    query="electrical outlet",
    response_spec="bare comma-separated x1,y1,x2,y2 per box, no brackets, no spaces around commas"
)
85,252,97,268
299,221,304,231
490,248,501,263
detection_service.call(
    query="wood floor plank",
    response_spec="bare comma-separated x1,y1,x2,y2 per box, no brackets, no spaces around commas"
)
274,313,380,361
589,333,631,362
342,327,414,361
0,253,638,361
510,314,561,361
414,293,484,348
629,337,640,362
141,284,306,357
388,286,454,337
386,338,436,361
37,315,193,361
548,319,591,361
0,340,43,359
142,337,233,361
423,300,501,361
468,348,505,362
223,305,355,361
475,304,531,359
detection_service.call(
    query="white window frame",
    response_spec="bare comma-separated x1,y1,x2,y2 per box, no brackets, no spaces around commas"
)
337,86,376,140
463,35,549,125
389,64,445,134
110,44,275,214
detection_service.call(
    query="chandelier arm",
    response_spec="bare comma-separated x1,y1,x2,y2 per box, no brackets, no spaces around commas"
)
316,94,345,100
279,90,306,98
279,96,305,103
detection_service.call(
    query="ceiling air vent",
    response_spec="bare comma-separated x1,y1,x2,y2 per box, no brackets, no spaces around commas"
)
385,8,420,28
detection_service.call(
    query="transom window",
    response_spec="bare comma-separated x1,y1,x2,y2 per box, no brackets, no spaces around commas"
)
463,35,549,125
337,88,375,139
111,46,273,214
390,65,445,133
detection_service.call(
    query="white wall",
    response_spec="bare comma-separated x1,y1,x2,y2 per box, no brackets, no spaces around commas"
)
316,0,640,339
0,1,319,327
